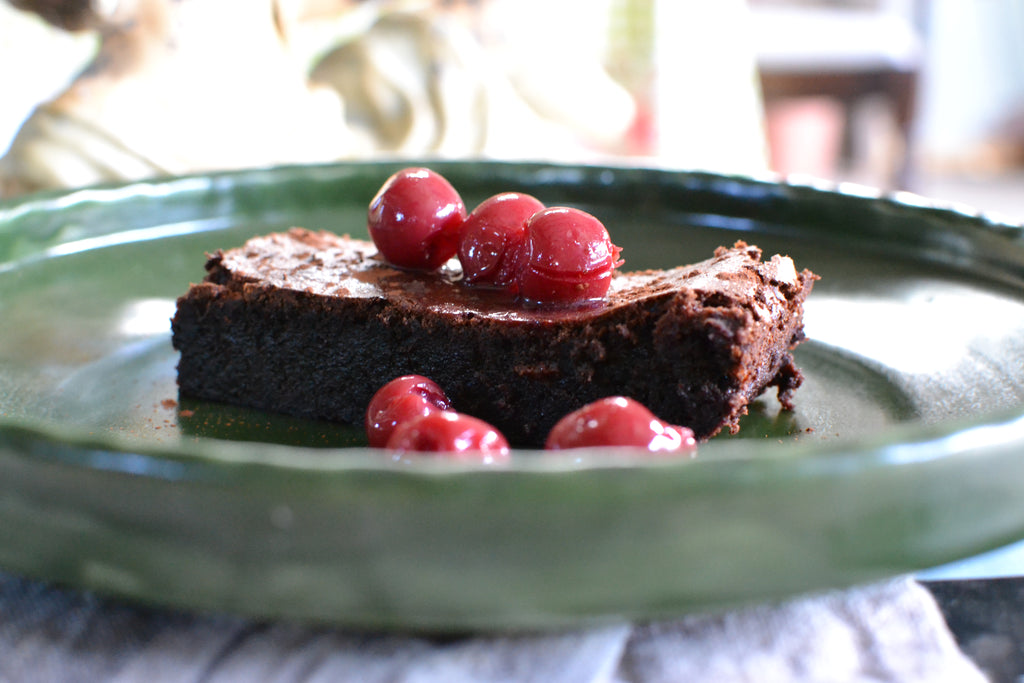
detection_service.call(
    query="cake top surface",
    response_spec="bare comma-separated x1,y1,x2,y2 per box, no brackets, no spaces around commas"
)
207,228,806,323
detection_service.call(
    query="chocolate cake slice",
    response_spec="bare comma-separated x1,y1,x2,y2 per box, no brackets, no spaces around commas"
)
171,228,817,447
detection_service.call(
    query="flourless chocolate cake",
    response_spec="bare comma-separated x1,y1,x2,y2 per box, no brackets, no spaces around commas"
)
171,228,817,447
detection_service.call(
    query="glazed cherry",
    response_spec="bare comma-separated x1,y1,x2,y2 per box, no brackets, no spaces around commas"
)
544,397,696,454
517,207,623,306
367,167,467,271
365,375,451,447
386,411,511,463
458,192,544,289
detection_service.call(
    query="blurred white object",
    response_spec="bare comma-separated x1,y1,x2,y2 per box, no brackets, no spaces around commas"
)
0,0,646,197
0,4,95,158
750,0,923,73
477,0,637,154
0,0,347,197
308,7,636,161
653,0,769,175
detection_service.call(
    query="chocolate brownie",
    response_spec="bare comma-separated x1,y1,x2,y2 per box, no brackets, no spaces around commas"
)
171,228,817,447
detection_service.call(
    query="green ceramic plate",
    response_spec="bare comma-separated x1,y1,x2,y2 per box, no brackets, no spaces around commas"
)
2,161,1024,631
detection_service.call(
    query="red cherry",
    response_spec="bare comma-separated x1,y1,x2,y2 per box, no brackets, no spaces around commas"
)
458,192,544,289
367,167,467,270
517,207,623,306
386,411,511,463
365,375,451,447
544,397,697,454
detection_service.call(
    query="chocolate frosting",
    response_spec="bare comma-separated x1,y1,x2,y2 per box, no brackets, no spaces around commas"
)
209,228,809,326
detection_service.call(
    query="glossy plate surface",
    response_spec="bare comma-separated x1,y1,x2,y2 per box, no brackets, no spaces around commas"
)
2,162,1024,631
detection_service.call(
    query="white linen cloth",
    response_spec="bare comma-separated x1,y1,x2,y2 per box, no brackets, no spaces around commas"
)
0,573,986,683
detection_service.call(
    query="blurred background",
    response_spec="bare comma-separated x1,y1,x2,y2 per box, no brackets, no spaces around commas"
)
2,0,1024,221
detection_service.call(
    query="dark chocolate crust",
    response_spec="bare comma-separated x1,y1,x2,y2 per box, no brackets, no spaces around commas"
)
171,228,817,447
